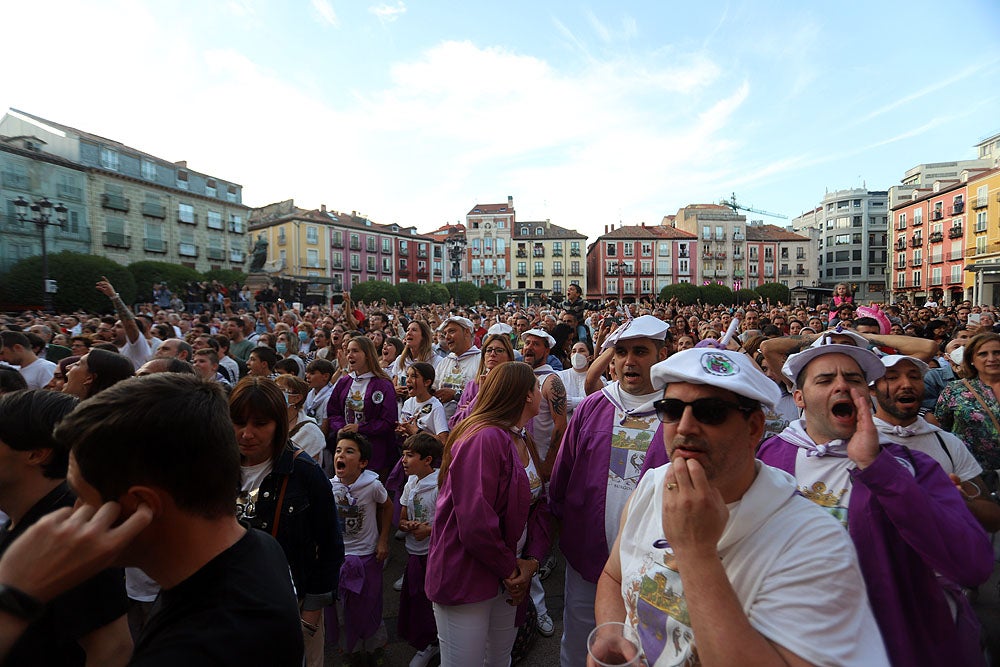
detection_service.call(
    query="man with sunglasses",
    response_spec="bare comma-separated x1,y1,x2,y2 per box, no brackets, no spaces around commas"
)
595,348,887,667
758,340,992,667
549,315,671,666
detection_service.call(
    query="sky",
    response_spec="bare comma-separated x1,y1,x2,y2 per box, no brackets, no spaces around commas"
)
3,0,1000,242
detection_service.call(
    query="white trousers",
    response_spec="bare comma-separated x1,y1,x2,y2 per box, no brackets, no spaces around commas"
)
560,562,597,667
433,591,517,667
530,576,548,618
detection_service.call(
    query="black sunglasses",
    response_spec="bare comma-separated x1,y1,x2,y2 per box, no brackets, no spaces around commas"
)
653,397,753,426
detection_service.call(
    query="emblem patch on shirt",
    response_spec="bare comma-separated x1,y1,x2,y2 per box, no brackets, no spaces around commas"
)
701,352,738,376
373,391,384,404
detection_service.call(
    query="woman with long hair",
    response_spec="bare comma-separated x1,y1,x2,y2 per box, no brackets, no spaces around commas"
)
230,377,343,667
388,320,435,406
935,332,1000,473
426,362,550,666
326,335,398,477
62,348,134,400
381,337,404,370
448,333,515,428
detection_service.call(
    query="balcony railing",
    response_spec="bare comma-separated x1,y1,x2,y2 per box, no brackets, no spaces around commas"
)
516,250,527,258
910,237,923,248
570,248,581,256
552,250,563,257
417,251,428,258
533,270,545,277
931,210,943,221
930,254,944,264
552,269,563,276
778,268,791,276
103,232,131,248
974,196,989,209
57,183,82,200
569,270,582,276
950,249,964,261
143,238,167,253
102,193,130,212
912,216,923,226
142,202,166,218
930,277,944,286
332,239,344,248
177,212,198,225
895,240,907,250
929,232,943,243
949,225,964,239
732,233,745,242
230,251,245,262
178,243,198,257
911,258,923,267
517,271,527,277
733,270,745,278
952,202,965,215
533,249,545,257
795,268,808,276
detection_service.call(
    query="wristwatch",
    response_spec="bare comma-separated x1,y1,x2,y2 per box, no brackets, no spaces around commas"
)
0,585,45,622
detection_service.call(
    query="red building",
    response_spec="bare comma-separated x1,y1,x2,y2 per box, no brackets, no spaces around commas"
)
586,222,697,301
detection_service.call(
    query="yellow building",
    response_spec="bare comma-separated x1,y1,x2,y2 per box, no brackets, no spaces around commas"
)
512,220,587,298
965,167,1000,304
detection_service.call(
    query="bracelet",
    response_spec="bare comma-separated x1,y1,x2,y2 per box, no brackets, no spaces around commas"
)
524,556,540,577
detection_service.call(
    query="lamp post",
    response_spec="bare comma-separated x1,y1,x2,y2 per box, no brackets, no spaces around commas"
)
446,234,466,283
13,196,68,312
612,260,626,301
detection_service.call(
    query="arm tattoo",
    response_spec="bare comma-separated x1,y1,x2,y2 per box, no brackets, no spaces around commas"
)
547,374,567,416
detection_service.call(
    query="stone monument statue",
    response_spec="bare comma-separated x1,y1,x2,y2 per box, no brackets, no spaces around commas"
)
249,233,269,272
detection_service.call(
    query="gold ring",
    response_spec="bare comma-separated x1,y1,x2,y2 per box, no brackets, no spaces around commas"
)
666,483,678,491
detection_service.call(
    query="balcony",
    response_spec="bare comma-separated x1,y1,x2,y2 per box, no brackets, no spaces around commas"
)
143,238,167,253
207,247,226,261
332,238,344,248
896,260,907,270
910,237,923,248
895,239,907,250
417,250,428,258
417,268,429,277
103,232,131,249
517,271,527,277
552,250,563,257
930,254,944,264
516,250,527,258
277,235,286,246
178,243,198,258
552,269,563,276
703,252,715,259
929,232,943,243
678,251,689,258
733,252,744,260
717,252,727,260
714,233,726,242
974,196,989,209
733,270,745,278
230,251,245,263
779,268,791,276
177,212,198,226
929,276,944,286
931,210,943,221
641,269,652,275
910,258,923,267
732,233,745,242
967,246,979,257
533,249,545,258
533,270,545,277
912,216,923,226
382,266,392,273
1,171,29,189
763,272,774,279
950,249,965,261
570,248,581,257
101,193,130,212
952,201,965,215
795,268,808,276
140,202,165,218
57,183,82,200
569,270,582,276
350,242,360,250
715,269,728,277
949,225,964,239
433,268,442,276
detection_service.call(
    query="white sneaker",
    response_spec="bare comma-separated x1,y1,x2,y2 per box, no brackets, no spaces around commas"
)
393,573,405,592
409,644,440,667
536,612,555,637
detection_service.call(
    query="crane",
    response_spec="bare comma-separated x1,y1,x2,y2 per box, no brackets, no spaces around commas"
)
720,192,787,220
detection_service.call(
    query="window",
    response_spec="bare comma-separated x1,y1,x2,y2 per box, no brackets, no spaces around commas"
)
553,261,563,275
659,242,670,257
571,241,581,255
333,252,343,269
351,234,360,250
553,280,563,292
307,226,318,244
203,179,215,198
399,240,408,253
641,243,652,256
178,203,195,224
367,236,376,252
176,170,189,190
517,261,526,276
897,213,907,229
606,279,617,293
496,238,506,254
606,243,617,257
144,222,165,252
382,238,391,253
382,257,392,273
835,234,851,245
976,212,988,233
351,254,361,270
571,260,580,275
226,185,238,203
100,148,119,171
367,256,376,272
207,211,223,229
471,260,482,275
534,261,544,276
141,159,156,180
228,214,243,233
623,242,634,257
535,227,543,236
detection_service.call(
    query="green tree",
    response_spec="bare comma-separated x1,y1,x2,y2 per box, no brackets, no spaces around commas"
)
659,282,700,305
398,282,430,305
128,261,202,302
1,251,136,313
351,280,399,305
734,288,760,305
446,281,479,306
203,268,247,288
755,282,790,306
698,283,734,306
427,283,450,305
479,283,502,305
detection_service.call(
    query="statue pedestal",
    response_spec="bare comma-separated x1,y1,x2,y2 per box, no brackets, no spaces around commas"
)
245,272,272,295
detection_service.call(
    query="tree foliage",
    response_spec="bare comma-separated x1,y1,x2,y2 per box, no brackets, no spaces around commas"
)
659,282,700,305
755,282,790,306
398,282,430,306
1,251,136,313
350,280,399,305
734,288,760,305
446,281,479,306
427,283,450,305
698,283,734,306
479,283,502,305
203,268,247,288
127,261,202,302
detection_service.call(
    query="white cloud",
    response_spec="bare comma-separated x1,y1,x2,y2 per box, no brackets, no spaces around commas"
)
311,0,338,27
370,1,406,22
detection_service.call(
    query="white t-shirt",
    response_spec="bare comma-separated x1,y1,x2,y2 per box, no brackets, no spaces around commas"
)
238,459,274,520
619,462,888,667
794,449,854,528
400,470,439,556
18,357,56,390
873,416,982,481
331,470,388,556
433,347,481,420
400,396,449,437
291,412,325,461
304,384,333,423
118,333,152,371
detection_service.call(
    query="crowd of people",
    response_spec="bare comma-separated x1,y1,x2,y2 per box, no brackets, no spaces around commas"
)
0,276,999,666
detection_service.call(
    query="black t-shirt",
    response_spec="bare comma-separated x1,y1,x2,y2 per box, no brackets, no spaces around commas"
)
0,482,128,667
130,526,303,667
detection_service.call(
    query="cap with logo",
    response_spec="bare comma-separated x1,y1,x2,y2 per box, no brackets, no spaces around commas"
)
650,348,780,410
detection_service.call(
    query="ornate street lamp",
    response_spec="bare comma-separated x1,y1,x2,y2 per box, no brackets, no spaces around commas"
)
14,196,68,311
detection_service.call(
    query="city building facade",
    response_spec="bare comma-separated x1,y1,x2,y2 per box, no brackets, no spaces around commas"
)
744,223,814,289
586,222,697,301
512,219,586,297
966,167,1000,305
0,109,250,273
790,188,889,302
465,198,513,288
426,223,466,282
669,204,750,292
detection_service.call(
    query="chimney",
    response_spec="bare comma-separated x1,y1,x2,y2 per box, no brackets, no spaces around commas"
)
604,225,608,234
641,222,645,227
352,211,356,217
508,195,513,209
321,204,327,213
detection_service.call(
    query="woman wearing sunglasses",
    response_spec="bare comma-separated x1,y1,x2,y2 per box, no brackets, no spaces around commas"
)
448,333,515,428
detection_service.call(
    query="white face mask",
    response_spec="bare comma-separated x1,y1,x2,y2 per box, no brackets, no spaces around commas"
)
571,352,588,371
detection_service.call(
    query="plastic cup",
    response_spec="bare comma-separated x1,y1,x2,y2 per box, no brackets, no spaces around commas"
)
587,621,642,667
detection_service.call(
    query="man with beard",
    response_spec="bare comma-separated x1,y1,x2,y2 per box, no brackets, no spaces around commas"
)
432,317,480,421
595,349,886,666
757,339,993,667
871,355,1000,531
95,277,151,371
549,315,671,666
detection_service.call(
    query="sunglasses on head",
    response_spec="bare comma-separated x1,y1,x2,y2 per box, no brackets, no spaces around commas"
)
653,397,753,426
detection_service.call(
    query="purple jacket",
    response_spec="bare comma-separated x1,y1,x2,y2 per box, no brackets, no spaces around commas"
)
426,426,550,606
758,436,992,667
548,390,668,584
326,375,398,471
447,379,480,429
